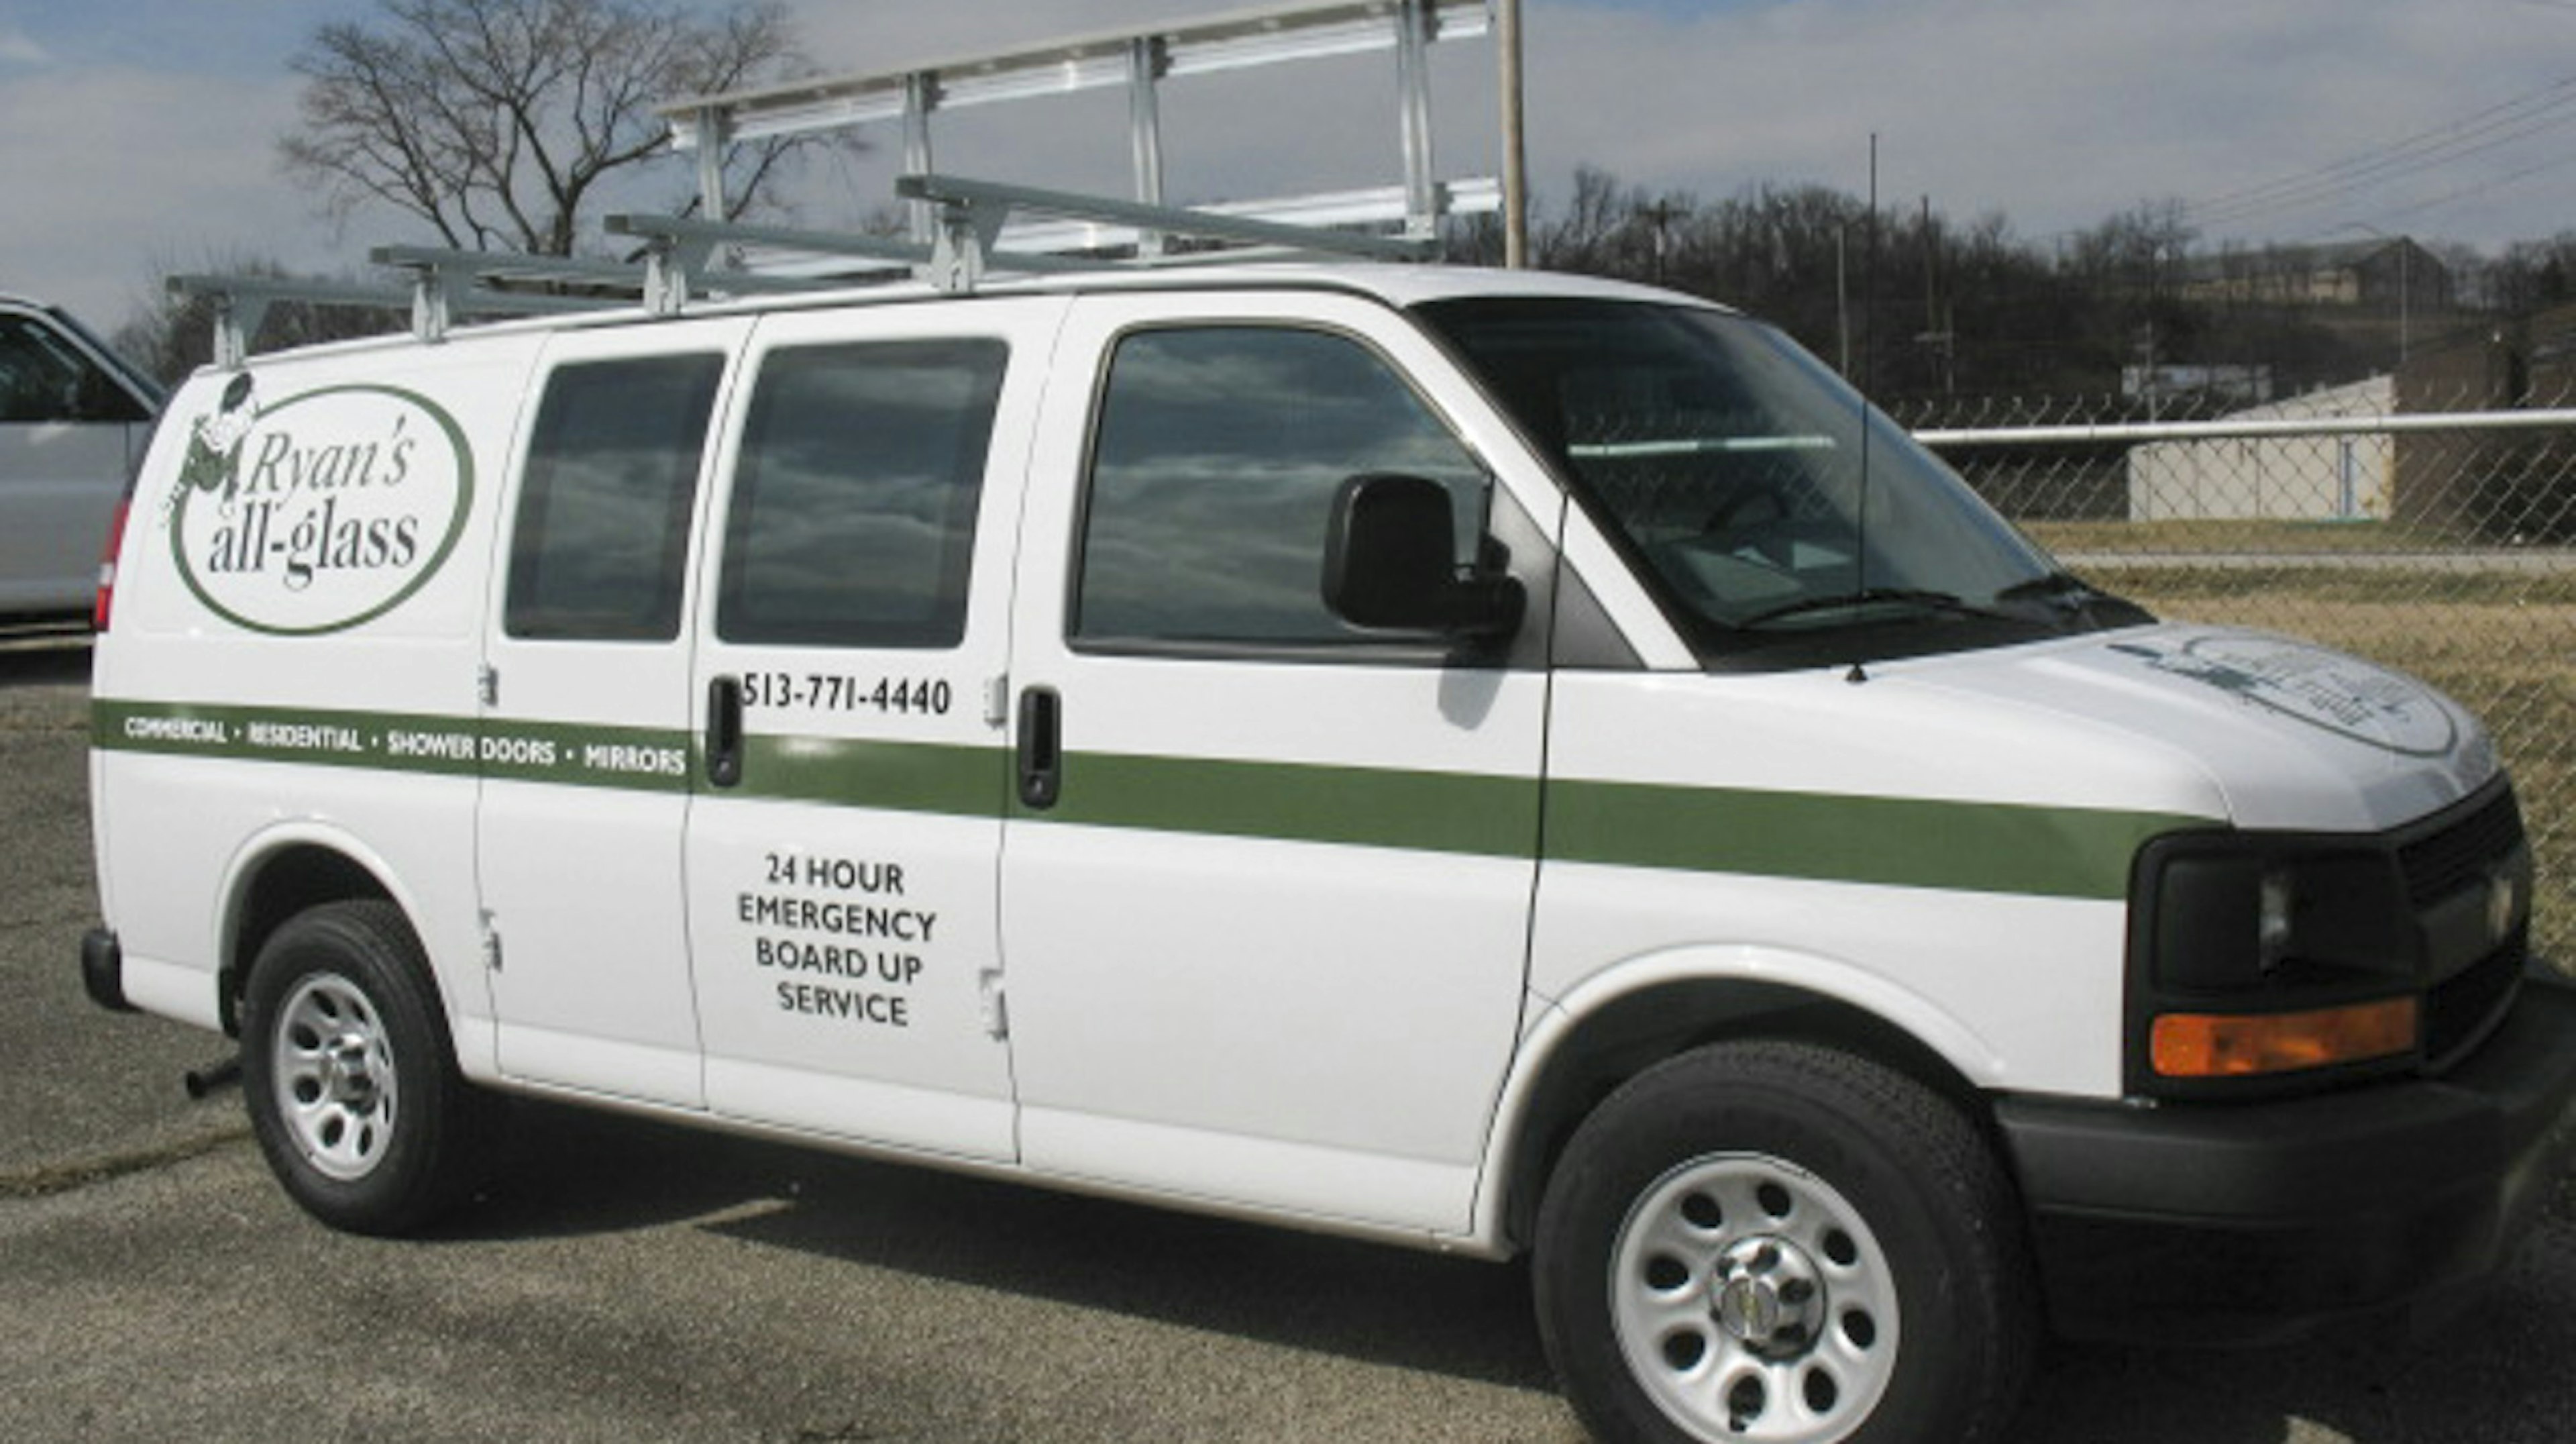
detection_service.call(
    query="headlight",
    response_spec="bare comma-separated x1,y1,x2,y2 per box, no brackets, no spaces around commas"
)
2130,832,2420,1094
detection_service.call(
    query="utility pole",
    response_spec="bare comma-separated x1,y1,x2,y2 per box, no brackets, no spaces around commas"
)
1835,224,1850,375
1915,194,1954,395
1499,0,1528,268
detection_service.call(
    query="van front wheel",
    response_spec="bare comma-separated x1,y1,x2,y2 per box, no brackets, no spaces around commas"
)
1534,1041,2033,1444
239,900,496,1235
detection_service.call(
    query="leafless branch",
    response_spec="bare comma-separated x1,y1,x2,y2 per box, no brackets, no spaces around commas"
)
278,0,827,256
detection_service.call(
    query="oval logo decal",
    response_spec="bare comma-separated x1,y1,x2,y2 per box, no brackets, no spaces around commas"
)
2111,632,2459,758
167,380,475,635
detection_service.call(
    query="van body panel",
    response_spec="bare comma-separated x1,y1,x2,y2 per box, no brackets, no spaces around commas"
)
93,334,539,1062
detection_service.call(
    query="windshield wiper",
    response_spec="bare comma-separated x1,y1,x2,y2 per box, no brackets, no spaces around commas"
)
1736,587,2015,630
1996,571,2100,605
1995,570,2149,625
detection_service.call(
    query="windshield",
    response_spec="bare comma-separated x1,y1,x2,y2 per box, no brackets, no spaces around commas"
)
1415,297,2143,665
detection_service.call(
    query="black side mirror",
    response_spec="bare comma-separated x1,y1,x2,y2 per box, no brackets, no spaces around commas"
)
1322,473,1523,639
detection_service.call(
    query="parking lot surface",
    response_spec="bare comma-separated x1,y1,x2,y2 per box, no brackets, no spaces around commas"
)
6,634,2573,1443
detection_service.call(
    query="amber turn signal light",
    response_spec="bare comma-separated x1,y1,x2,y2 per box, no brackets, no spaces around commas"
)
2150,997,2418,1078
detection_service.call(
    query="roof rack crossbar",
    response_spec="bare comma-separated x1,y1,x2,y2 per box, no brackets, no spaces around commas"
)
170,271,604,364
602,211,1096,309
897,171,1432,293
166,274,420,368
973,178,1501,259
605,213,901,313
605,211,932,265
365,246,638,342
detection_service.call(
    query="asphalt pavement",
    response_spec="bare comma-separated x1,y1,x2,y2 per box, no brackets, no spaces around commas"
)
7,631,2575,1443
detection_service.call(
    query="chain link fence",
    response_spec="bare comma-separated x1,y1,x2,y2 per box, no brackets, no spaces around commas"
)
1906,381,2576,963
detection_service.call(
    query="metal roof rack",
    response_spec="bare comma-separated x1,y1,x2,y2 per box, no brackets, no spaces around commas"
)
172,0,1501,360
165,270,619,368
660,0,1497,277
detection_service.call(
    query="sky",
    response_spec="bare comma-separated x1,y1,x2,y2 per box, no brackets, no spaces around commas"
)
3,0,2574,336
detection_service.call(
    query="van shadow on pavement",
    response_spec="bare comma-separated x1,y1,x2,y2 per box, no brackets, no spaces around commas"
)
441,1099,1554,1394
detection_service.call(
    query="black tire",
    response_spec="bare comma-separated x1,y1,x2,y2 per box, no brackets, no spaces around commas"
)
239,899,500,1235
1534,1041,2035,1444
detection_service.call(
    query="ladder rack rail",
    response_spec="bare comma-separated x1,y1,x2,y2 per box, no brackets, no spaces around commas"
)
172,1,1505,359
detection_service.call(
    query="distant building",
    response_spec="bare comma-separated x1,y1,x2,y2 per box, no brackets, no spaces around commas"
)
2180,238,2451,312
2128,375,2394,522
2392,301,2576,539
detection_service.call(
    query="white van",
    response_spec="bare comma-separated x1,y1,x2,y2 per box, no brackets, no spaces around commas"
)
84,262,2576,1444
0,295,160,621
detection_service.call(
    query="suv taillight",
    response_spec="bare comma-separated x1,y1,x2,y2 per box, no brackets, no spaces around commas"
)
93,494,131,632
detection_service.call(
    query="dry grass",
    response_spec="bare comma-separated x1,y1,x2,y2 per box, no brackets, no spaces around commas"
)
2029,518,2483,555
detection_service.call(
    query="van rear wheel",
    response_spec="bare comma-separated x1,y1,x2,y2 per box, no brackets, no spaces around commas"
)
239,900,497,1235
1534,1041,2033,1444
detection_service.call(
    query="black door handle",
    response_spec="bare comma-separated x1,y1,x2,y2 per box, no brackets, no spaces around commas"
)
706,675,744,788
1016,686,1061,810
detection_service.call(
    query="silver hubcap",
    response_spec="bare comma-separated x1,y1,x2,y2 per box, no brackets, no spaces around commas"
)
1610,1153,1898,1443
271,974,398,1182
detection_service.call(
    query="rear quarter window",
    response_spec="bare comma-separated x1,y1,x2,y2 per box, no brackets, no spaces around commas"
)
504,354,724,641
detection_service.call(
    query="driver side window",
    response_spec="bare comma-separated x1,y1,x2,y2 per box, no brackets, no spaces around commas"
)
1072,325,1486,649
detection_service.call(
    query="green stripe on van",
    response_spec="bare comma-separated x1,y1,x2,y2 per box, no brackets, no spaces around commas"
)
1030,752,1544,858
1543,778,2211,900
737,735,1002,815
95,698,2209,896
93,699,994,807
94,699,692,792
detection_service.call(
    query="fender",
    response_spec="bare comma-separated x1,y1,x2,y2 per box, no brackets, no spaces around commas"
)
213,818,497,1079
1469,941,2006,1250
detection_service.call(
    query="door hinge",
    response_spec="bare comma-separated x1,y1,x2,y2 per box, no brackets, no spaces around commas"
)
476,663,500,707
978,968,1009,1041
479,911,504,972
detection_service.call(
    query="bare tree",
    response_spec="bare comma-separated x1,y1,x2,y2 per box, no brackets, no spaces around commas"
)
280,0,833,256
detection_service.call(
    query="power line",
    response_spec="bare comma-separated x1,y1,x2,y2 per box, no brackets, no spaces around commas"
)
2186,72,2576,230
2361,148,2576,228
2189,72,2576,214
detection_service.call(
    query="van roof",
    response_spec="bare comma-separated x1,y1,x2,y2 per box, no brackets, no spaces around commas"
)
202,262,1734,373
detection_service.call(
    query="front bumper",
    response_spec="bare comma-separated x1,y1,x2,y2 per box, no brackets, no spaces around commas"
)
1998,971,2576,1344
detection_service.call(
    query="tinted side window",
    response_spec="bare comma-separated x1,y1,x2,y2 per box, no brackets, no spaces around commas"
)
718,339,1006,649
505,354,724,641
1075,326,1485,647
0,313,148,424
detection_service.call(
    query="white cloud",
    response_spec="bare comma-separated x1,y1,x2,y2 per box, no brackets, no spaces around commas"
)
0,23,51,66
0,64,332,329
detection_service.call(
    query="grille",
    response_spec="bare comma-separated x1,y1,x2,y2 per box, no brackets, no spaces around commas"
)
2399,786,2525,910
2399,783,2529,1073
